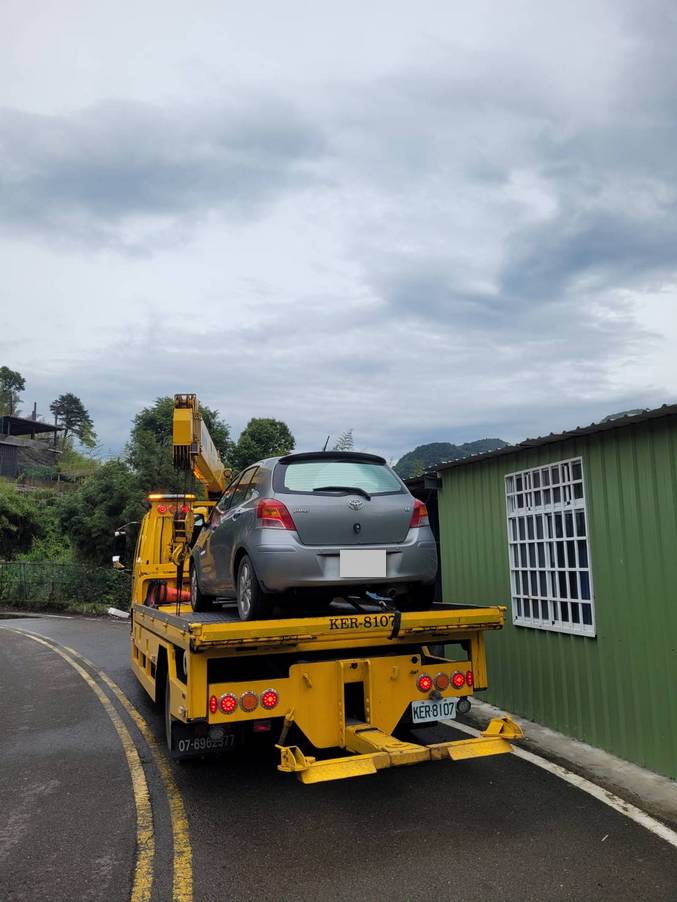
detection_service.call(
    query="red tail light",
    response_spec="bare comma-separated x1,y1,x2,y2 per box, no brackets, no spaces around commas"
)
466,670,474,688
157,505,168,514
416,673,433,692
434,672,450,690
219,693,238,714
260,688,279,710
209,695,218,714
452,671,465,689
256,499,296,530
409,499,430,529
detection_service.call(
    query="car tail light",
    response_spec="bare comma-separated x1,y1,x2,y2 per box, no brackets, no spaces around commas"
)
260,688,279,710
409,499,430,529
452,671,465,689
219,693,238,714
416,673,433,692
466,670,474,688
256,499,296,530
434,672,449,690
157,505,168,514
209,695,218,714
239,690,259,712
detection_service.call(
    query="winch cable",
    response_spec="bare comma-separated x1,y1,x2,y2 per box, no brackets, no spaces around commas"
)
346,592,403,639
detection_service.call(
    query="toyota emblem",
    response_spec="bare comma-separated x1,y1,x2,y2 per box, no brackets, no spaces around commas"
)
347,498,363,511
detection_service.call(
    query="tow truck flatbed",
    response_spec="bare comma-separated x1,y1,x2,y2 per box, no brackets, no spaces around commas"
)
132,601,506,653
131,599,523,782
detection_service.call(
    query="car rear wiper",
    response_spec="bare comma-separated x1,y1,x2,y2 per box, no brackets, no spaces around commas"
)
312,485,372,500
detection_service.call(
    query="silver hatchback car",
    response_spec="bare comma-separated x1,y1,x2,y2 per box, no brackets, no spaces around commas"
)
190,451,438,620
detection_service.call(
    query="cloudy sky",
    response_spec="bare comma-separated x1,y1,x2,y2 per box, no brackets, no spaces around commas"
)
2,0,676,461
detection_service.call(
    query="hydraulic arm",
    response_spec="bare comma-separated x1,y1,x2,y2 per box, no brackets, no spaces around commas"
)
172,393,230,499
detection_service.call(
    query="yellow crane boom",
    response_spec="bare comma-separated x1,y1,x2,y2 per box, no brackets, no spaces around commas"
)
172,393,230,499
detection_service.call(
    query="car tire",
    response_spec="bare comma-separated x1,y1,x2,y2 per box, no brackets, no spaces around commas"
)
236,554,272,621
190,565,213,612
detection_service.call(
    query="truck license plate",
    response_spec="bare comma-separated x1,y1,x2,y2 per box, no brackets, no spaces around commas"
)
411,697,458,724
339,549,386,578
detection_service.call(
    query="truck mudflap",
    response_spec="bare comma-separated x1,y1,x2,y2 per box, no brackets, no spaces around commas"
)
276,715,524,784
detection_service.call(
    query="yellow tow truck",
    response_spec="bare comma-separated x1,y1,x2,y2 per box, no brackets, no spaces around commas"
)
128,394,523,783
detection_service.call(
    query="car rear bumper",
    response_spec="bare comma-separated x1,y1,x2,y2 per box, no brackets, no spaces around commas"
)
248,529,438,593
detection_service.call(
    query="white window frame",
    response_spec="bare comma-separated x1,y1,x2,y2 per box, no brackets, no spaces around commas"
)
505,457,596,637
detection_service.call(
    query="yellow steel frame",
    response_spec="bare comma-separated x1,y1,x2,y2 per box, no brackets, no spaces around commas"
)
278,717,524,783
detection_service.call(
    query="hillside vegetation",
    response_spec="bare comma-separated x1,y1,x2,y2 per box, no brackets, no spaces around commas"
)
394,438,509,479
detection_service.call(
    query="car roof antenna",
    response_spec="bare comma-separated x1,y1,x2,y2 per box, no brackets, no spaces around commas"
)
322,434,330,451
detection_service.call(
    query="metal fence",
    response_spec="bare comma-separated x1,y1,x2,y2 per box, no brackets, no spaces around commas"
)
0,561,131,611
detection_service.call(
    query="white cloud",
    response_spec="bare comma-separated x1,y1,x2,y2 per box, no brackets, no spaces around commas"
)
1,0,676,463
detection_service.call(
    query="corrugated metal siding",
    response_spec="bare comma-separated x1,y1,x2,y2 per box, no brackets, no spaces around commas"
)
439,418,677,779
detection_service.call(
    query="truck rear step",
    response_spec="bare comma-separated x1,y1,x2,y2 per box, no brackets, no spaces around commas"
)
277,717,524,784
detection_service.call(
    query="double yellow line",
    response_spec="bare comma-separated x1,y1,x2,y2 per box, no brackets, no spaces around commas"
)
4,628,193,902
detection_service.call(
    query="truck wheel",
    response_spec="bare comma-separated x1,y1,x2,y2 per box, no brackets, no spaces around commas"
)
236,554,272,621
190,566,213,613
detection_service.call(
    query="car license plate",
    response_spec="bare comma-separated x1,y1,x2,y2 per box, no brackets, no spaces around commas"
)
411,697,458,724
339,548,386,578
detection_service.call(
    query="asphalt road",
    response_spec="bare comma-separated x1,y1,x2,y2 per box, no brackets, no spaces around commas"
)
1,615,676,902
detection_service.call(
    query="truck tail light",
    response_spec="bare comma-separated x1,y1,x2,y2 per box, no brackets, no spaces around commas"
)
409,499,430,529
239,690,259,712
209,695,218,714
466,670,474,688
416,673,433,692
452,671,465,689
434,672,449,690
219,693,238,714
260,688,279,710
256,499,296,530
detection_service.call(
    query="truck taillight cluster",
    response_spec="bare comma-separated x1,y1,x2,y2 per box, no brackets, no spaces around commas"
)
417,671,474,692
209,688,280,715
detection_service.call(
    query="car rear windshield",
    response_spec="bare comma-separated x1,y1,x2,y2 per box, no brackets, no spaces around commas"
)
279,460,404,495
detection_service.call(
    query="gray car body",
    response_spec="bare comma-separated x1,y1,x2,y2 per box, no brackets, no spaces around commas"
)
191,452,438,600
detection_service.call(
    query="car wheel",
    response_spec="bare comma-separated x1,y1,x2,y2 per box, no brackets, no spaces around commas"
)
190,566,213,612
236,554,272,621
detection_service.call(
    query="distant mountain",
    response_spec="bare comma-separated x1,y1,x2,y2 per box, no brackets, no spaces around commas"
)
394,438,510,480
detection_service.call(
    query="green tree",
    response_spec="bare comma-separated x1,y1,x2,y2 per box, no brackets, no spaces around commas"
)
0,484,44,559
332,429,354,451
0,366,25,416
127,396,233,493
17,489,72,561
57,460,144,565
50,393,97,448
231,418,295,472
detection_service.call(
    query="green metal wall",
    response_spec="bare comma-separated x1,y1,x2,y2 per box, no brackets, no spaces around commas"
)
439,417,677,779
